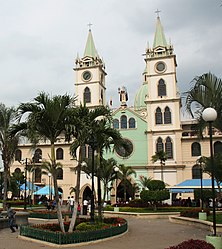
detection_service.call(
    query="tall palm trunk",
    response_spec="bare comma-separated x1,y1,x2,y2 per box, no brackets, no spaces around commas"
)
97,151,102,220
68,147,82,232
51,144,65,233
3,163,8,210
124,179,127,202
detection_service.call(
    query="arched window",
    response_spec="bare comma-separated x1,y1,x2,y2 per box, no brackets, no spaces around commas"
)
81,145,86,159
56,148,63,160
191,142,201,156
15,149,22,161
34,167,41,183
155,107,163,124
214,141,222,154
57,168,63,180
192,165,201,179
158,79,166,96
120,115,127,129
113,119,119,129
129,118,136,128
165,137,173,159
164,106,172,124
83,87,91,103
14,168,21,174
100,90,103,105
156,137,164,152
88,145,93,159
33,149,42,163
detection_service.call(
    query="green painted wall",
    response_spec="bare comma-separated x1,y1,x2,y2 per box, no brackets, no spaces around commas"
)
105,108,148,168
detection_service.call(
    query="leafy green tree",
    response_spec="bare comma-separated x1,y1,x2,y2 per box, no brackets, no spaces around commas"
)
185,72,222,132
14,92,75,232
0,103,20,210
9,170,25,198
118,164,136,202
140,180,170,210
151,150,168,182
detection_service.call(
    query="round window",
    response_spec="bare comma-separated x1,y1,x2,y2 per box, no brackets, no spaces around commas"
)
115,139,133,158
156,62,166,73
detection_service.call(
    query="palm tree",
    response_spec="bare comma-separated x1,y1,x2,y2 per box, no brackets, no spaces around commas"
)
185,72,222,132
151,150,168,182
90,116,127,218
14,92,75,232
100,158,118,202
202,153,222,199
68,104,111,231
139,175,152,190
118,164,136,202
0,103,20,210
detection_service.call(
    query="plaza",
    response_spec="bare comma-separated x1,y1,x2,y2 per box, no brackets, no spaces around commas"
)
0,217,207,249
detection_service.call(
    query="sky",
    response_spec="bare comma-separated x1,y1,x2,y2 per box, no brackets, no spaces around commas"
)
0,0,222,116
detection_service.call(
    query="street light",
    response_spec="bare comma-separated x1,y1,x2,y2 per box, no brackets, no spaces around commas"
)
48,173,52,201
202,107,217,236
114,166,119,205
0,167,3,200
197,156,203,211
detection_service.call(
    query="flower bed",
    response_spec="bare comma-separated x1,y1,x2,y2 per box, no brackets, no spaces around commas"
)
165,239,215,249
20,217,128,245
28,210,72,219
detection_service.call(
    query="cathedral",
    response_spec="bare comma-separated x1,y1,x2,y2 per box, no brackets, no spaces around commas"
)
11,16,222,203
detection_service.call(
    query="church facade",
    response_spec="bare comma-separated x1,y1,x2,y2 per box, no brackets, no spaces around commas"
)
11,16,222,203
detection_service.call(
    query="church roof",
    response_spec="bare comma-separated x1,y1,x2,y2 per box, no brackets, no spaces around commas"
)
153,16,168,48
134,82,148,111
84,29,99,58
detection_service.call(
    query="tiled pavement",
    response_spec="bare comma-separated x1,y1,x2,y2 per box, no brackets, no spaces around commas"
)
0,217,208,249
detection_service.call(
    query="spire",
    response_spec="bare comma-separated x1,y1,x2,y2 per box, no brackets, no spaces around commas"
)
83,25,99,58
153,15,168,48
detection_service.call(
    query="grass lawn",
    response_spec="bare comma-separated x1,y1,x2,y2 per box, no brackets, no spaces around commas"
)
208,213,222,224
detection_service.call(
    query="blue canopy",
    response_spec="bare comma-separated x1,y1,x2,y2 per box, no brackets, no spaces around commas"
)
33,185,61,196
169,179,222,193
20,181,40,191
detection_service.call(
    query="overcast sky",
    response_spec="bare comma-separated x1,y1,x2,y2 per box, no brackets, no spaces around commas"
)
0,0,221,116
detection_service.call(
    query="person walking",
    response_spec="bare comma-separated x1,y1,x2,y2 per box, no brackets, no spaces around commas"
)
70,196,75,212
83,199,88,215
6,203,18,233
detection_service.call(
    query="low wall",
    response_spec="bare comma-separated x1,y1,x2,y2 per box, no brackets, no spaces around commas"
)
104,211,180,219
0,211,29,229
169,215,222,233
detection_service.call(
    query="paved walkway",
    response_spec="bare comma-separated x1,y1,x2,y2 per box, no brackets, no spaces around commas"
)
0,217,208,249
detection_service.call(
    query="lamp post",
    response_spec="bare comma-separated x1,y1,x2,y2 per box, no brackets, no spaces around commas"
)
202,107,217,236
114,166,119,205
24,158,28,210
0,167,3,200
48,173,52,201
197,156,204,211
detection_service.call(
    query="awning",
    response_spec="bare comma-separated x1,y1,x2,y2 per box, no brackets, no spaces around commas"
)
20,181,41,191
168,179,220,193
33,185,62,195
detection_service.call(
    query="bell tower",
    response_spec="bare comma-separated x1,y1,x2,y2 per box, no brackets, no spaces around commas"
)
144,14,183,183
74,26,107,108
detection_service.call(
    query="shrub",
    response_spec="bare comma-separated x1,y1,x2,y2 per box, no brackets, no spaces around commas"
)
165,239,215,249
180,208,210,218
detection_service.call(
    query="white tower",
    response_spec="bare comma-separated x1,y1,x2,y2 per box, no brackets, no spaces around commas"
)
145,15,183,184
74,27,107,108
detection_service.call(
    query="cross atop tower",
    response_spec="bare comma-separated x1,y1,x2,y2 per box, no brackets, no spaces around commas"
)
155,9,161,18
87,22,93,31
